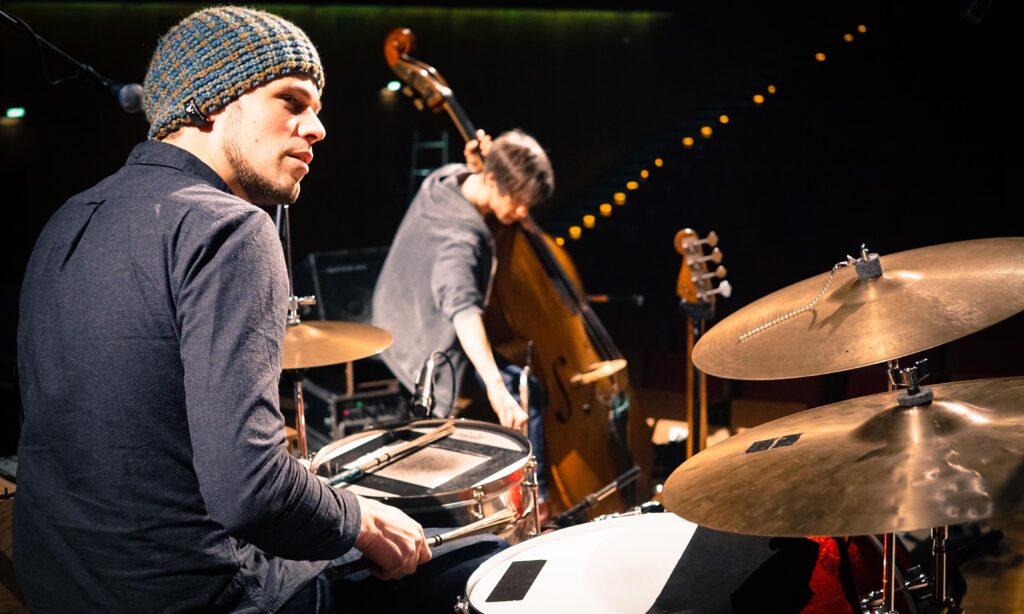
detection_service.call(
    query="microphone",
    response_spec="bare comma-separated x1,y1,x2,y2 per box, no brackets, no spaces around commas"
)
412,354,437,418
0,10,144,113
109,82,144,113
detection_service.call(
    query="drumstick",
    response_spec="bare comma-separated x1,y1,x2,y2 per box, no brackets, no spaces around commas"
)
326,507,519,579
327,422,456,487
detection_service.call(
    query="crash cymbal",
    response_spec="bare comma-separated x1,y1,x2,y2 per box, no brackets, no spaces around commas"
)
693,238,1024,380
664,377,1024,537
282,321,393,370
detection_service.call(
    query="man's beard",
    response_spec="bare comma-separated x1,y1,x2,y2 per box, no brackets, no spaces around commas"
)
223,112,300,206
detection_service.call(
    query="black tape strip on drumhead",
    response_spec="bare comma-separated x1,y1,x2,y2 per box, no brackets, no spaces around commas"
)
645,526,819,613
486,560,546,602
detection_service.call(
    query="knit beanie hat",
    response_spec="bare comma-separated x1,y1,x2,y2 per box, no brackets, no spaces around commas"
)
144,6,324,141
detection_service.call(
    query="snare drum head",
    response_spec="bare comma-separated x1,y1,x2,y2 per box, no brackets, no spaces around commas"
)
311,419,530,501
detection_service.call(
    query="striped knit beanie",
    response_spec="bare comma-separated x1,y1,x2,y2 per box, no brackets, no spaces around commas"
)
144,6,324,141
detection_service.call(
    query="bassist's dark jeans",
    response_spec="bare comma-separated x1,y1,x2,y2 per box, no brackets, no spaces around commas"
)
472,354,548,498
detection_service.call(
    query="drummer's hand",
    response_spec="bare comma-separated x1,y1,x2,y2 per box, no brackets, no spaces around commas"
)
487,382,528,431
354,497,432,580
464,129,493,173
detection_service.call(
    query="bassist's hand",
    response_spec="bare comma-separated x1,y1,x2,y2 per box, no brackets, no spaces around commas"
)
464,129,493,172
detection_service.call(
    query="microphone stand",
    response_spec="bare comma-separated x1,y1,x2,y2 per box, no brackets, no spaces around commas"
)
553,466,641,528
0,9,143,112
277,204,316,458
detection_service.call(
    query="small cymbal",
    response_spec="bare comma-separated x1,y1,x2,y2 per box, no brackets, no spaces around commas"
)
282,321,393,370
693,238,1024,380
664,377,1024,537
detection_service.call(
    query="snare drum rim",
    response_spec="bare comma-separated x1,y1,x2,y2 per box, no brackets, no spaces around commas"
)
311,419,533,509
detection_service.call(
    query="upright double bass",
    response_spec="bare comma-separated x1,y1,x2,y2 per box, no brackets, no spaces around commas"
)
384,28,651,516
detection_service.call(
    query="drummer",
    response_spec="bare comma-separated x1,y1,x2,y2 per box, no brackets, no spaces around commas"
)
372,129,555,513
14,7,502,612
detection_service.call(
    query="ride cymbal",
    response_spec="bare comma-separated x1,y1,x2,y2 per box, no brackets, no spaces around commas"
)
282,321,393,370
693,238,1024,380
664,377,1024,537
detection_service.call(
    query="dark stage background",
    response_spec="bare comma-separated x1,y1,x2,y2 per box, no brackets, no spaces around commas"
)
0,1,1017,456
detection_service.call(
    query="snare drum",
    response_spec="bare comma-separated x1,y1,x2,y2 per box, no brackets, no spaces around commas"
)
460,513,917,613
311,419,535,541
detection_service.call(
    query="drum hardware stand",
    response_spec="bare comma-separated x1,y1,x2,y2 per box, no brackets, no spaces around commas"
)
276,203,320,459
553,466,641,528
865,358,960,614
594,499,665,522
679,298,712,460
517,342,543,537
285,296,318,458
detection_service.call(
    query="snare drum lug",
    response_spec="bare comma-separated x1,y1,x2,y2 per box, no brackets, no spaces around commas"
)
472,487,486,520
524,457,540,537
454,596,470,614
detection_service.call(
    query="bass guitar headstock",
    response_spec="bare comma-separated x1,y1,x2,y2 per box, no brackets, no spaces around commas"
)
675,229,731,311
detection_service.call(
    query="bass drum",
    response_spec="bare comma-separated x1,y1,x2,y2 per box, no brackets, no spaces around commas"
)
459,513,917,613
311,419,535,543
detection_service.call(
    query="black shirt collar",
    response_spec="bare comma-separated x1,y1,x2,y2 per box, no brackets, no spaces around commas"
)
125,141,231,194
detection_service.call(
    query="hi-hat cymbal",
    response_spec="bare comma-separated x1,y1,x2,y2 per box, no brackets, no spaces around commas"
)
664,377,1024,537
282,321,393,370
693,238,1024,380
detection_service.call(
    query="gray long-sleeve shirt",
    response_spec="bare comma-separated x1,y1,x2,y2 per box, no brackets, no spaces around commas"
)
15,141,360,612
372,164,495,411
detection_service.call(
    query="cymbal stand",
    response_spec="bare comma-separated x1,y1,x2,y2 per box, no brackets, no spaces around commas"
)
877,359,955,613
862,356,910,613
277,204,317,458
890,359,955,610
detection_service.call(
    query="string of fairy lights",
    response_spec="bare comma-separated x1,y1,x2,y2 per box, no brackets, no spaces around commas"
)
550,23,870,247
